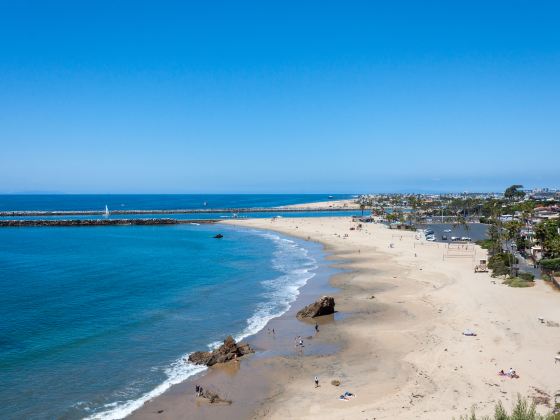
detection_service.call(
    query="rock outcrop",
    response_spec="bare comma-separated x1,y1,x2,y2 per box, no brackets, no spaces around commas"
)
198,389,231,404
188,336,254,366
296,296,335,319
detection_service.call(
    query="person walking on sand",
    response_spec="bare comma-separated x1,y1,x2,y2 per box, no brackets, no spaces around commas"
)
315,323,319,333
314,376,319,388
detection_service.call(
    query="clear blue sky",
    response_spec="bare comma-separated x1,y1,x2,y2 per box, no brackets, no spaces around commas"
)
1,1,559,193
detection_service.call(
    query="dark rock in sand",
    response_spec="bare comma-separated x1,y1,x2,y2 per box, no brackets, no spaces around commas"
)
188,336,253,366
199,389,231,404
296,296,335,319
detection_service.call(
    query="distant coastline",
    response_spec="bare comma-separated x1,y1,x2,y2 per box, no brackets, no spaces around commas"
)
0,207,356,217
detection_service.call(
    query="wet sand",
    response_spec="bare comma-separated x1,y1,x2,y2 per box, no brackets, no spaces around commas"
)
131,216,560,419
129,233,345,420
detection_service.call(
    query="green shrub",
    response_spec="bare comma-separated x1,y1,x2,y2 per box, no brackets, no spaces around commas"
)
518,272,535,281
540,258,560,271
502,277,535,287
489,254,511,277
477,239,496,250
457,395,558,419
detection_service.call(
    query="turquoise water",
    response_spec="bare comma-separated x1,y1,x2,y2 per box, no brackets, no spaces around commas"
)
0,223,320,419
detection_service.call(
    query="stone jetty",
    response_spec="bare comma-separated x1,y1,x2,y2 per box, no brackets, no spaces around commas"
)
0,219,217,227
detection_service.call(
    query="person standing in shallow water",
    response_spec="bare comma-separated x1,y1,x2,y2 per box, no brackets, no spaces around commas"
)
315,323,319,333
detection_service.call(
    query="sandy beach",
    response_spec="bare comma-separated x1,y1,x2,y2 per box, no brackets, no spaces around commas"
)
132,216,560,419
279,199,359,210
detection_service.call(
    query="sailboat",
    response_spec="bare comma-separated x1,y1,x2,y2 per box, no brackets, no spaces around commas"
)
104,205,110,217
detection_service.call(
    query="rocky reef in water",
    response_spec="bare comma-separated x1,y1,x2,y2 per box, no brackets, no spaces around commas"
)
188,336,254,366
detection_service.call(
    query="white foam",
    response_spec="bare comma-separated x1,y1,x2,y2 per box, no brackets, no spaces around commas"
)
233,230,317,342
85,360,206,420
87,229,318,420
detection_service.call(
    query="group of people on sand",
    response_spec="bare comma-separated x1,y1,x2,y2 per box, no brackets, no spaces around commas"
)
294,323,320,352
338,391,355,401
498,368,519,378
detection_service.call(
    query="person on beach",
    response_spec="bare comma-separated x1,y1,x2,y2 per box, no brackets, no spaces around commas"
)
314,376,319,387
315,323,319,332
299,338,304,347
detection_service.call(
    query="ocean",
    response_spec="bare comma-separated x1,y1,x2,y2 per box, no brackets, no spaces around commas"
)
0,194,356,212
0,195,340,419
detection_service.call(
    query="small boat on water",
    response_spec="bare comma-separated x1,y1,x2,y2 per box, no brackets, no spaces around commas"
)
328,195,334,198
443,229,452,233
451,236,460,241
213,234,223,239
442,235,448,240
424,229,435,236
190,222,200,226
461,236,472,242
426,235,436,241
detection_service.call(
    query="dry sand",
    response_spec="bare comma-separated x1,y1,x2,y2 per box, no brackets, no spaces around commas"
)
279,199,359,209
131,216,560,420
224,217,560,419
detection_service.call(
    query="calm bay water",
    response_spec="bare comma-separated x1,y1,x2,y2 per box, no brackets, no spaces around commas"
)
0,220,323,419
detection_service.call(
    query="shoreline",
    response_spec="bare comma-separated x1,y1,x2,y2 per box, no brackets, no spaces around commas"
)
130,216,560,419
124,226,342,420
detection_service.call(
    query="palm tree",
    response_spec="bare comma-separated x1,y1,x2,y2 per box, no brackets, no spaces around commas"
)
453,214,469,233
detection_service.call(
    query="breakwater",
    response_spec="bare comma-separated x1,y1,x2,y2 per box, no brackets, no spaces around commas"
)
0,219,217,227
0,207,353,217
